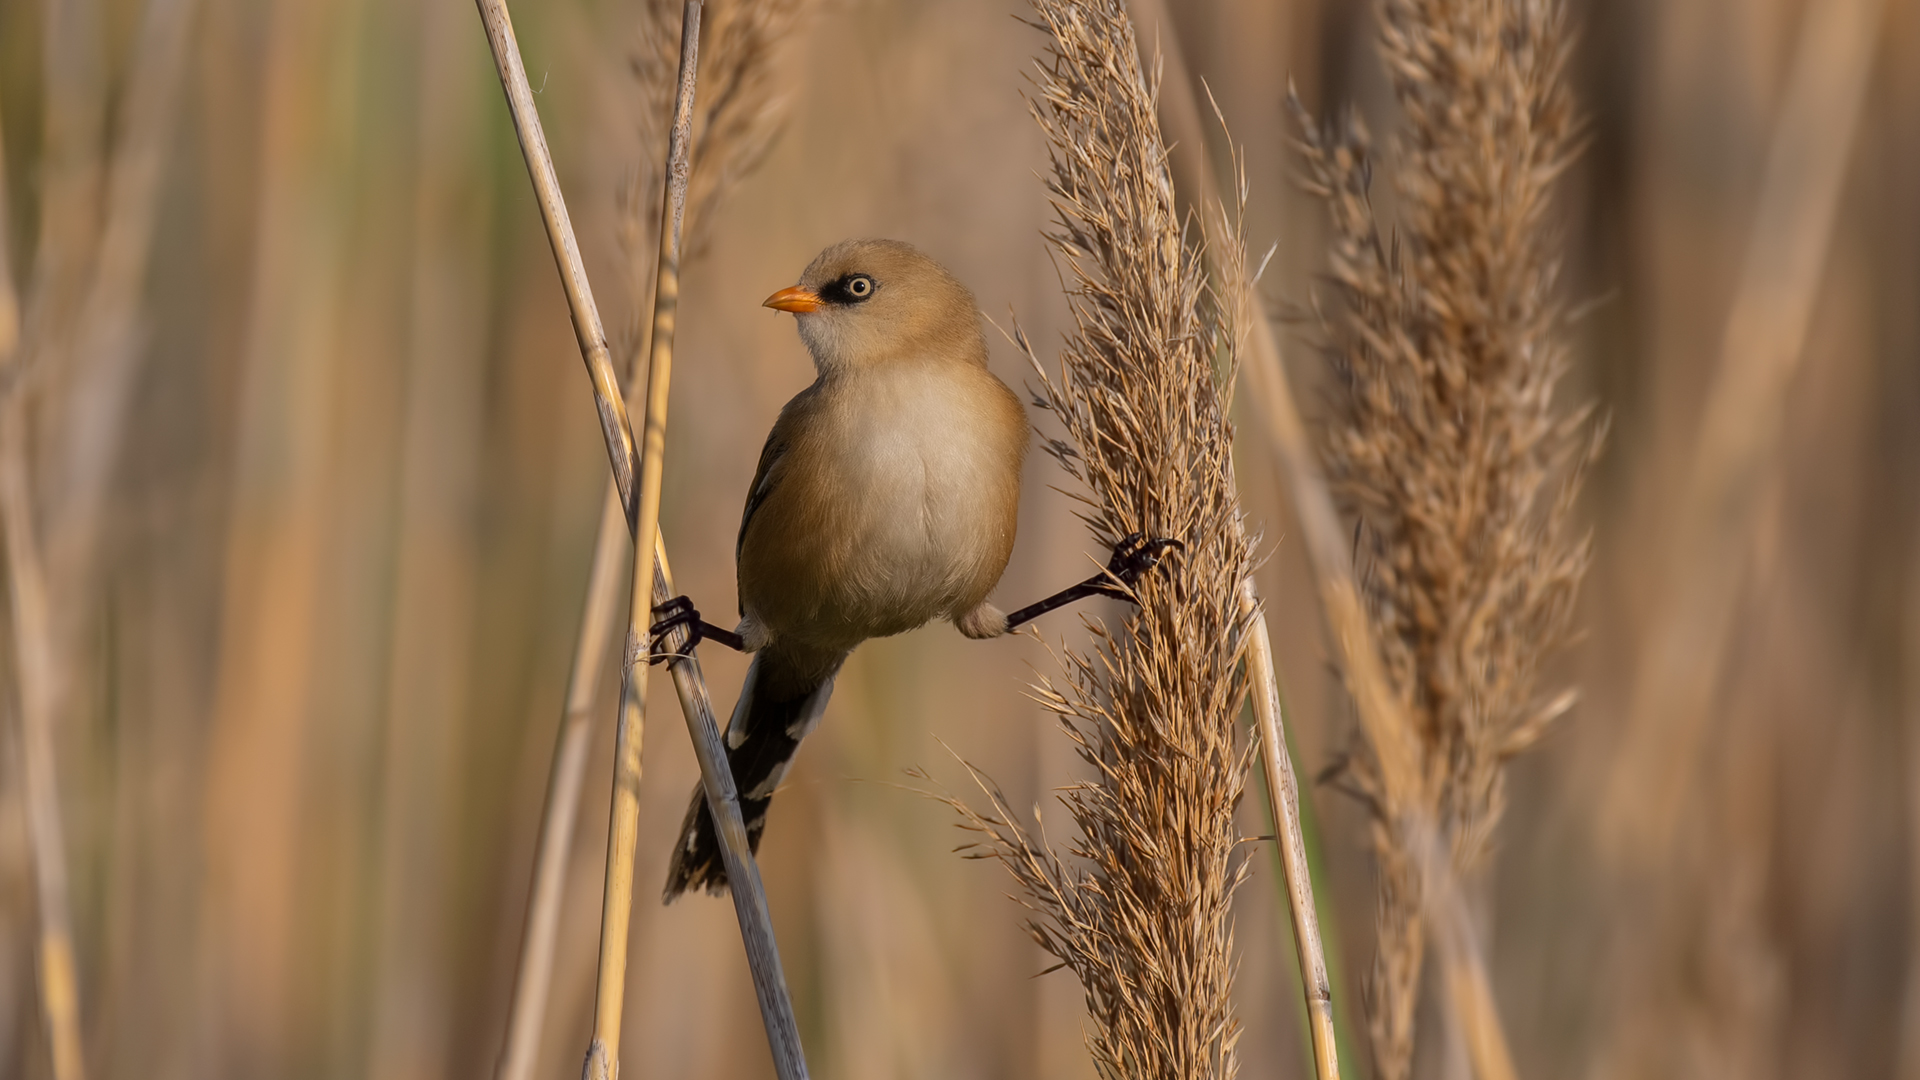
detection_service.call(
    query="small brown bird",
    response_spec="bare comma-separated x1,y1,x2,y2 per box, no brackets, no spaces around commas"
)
656,239,1175,899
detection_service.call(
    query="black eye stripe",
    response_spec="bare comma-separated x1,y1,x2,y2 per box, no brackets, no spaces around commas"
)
819,273,877,305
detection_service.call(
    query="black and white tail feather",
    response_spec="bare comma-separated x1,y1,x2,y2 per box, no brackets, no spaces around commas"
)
663,646,842,901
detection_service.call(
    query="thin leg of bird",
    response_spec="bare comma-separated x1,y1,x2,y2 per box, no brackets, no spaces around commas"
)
649,595,747,663
1003,532,1183,631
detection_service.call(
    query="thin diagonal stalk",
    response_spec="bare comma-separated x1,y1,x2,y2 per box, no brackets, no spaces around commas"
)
3,391,88,1080
585,3,700,1074
493,486,627,1080
0,103,83,1080
473,0,637,520
497,5,816,1072
472,4,808,1078
1242,583,1342,1080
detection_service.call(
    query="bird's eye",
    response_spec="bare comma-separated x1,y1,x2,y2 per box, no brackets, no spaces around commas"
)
844,274,874,299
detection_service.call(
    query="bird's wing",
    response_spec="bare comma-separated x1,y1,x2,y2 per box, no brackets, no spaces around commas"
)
735,419,790,571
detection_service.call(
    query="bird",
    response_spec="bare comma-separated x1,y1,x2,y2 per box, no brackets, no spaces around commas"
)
654,238,1177,900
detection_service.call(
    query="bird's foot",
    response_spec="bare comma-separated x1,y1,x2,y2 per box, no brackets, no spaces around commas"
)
1094,531,1185,598
649,596,747,664
1001,532,1186,632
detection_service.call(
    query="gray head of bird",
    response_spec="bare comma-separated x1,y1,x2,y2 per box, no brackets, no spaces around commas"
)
763,238,987,374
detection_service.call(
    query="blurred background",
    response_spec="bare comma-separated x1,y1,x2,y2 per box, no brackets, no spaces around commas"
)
0,0,1916,1078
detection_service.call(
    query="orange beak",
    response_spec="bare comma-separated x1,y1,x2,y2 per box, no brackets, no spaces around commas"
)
762,285,823,314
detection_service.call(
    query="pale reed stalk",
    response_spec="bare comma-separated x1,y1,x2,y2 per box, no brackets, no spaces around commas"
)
472,3,809,1077
494,3,815,1072
0,0,198,1071
494,485,627,1080
2,384,88,1080
495,2,810,1068
0,103,86,1080
584,3,701,1073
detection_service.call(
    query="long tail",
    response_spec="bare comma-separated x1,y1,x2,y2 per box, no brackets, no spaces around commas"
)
663,644,842,901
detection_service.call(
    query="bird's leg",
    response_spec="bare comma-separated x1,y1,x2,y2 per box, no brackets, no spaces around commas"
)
649,595,748,664
1003,532,1184,631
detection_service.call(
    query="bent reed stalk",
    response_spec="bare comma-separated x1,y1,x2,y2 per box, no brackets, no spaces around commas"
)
472,4,809,1079
948,3,1256,1077
1295,1,1594,1076
493,1,817,1077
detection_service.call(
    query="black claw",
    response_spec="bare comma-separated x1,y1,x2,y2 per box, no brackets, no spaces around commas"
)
648,595,700,664
1107,533,1184,585
1088,533,1183,598
648,595,748,663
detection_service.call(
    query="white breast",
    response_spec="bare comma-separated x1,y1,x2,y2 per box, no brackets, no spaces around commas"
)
818,366,1008,633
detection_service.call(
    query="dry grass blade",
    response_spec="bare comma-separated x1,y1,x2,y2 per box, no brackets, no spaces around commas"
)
1241,583,1343,1080
1292,1,1595,1074
494,2,817,1076
949,2,1255,1076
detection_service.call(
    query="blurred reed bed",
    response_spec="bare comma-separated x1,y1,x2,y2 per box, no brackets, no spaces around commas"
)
944,1,1257,1077
1291,0,1594,1075
1,0,1919,1078
1586,0,1887,1076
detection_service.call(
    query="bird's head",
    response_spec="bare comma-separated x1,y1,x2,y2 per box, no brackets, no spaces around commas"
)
764,239,986,373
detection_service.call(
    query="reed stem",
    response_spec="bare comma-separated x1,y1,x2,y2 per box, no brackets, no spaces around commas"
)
0,104,85,1080
2,397,89,1080
494,485,628,1080
1241,584,1342,1080
473,3,808,1077
585,3,701,1072
473,0,637,523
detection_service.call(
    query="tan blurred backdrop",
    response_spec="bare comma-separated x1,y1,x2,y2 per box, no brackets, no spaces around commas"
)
0,0,1917,1078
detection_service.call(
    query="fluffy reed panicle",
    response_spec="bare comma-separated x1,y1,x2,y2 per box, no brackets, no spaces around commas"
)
623,0,811,286
1293,1,1593,1075
947,2,1255,1077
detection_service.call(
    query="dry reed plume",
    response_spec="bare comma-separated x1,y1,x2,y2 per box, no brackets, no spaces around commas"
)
1294,0,1594,1074
947,2,1255,1076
